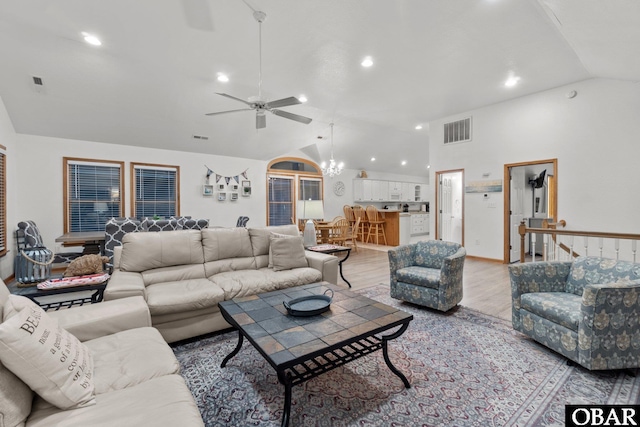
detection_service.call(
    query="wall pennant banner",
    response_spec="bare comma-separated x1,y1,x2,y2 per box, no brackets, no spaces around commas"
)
207,168,249,185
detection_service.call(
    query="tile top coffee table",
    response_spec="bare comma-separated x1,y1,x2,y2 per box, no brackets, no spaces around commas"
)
218,282,413,427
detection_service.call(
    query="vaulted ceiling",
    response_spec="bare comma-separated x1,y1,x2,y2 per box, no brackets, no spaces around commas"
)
0,0,638,176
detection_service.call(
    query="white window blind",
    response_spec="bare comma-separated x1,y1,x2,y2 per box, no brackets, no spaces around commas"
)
299,178,322,201
133,164,179,219
268,176,294,226
0,151,6,253
67,160,122,232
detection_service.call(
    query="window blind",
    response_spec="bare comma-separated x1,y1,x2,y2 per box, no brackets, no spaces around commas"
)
268,176,293,226
134,165,178,219
68,161,122,232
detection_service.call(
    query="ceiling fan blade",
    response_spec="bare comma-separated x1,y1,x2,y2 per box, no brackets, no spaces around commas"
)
270,109,312,124
205,108,252,116
216,93,252,106
265,96,301,109
256,113,266,129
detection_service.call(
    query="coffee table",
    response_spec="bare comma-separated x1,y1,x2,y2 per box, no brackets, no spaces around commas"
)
218,282,413,427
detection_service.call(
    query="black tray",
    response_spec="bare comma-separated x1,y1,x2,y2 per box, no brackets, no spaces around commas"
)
283,289,334,317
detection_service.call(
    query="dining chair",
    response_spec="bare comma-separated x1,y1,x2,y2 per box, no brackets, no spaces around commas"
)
329,218,350,246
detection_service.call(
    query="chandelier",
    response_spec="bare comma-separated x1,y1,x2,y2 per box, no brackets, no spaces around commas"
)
321,123,344,177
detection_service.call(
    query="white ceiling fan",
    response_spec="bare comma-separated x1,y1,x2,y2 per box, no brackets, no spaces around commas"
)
206,9,312,129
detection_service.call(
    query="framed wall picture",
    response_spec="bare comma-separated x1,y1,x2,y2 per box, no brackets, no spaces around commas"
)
242,180,251,197
202,184,213,196
230,192,239,201
231,183,239,191
217,183,226,191
217,192,226,201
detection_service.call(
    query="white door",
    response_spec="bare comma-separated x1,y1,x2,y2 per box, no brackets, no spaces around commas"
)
509,167,526,262
439,176,453,241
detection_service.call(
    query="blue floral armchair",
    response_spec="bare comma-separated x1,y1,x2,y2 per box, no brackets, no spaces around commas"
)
388,240,466,312
509,256,640,370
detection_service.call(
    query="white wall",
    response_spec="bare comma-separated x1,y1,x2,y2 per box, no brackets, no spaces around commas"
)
14,135,269,253
429,78,640,260
0,96,18,280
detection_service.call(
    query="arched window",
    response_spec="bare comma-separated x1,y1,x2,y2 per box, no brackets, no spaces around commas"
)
267,157,323,226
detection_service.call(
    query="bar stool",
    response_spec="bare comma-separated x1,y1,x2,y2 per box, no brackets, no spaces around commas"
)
351,205,368,242
365,205,387,245
343,205,355,226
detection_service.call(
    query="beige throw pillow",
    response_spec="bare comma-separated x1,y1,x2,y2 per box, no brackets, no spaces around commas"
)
268,232,298,268
0,295,96,409
269,235,308,271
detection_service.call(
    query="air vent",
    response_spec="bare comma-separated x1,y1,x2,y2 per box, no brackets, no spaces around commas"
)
443,117,472,144
32,76,43,86
192,135,209,141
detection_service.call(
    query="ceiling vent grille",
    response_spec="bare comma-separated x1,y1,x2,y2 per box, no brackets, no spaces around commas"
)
192,135,209,141
443,117,472,144
32,76,44,86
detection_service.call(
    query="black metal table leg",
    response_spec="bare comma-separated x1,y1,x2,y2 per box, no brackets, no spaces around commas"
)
381,322,411,388
278,371,293,427
221,331,244,368
338,249,352,288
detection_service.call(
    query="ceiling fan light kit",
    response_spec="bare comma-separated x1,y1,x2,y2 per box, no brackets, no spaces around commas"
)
205,9,312,129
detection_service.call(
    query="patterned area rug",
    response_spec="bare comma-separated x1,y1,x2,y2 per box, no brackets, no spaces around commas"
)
172,285,640,427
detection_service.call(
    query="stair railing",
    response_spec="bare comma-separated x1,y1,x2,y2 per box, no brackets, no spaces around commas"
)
518,220,640,263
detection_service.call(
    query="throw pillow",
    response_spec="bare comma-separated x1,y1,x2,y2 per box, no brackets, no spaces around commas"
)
269,234,308,271
268,232,297,268
0,296,96,409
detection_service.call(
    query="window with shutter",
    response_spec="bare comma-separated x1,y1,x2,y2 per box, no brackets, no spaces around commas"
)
63,158,124,233
131,163,180,219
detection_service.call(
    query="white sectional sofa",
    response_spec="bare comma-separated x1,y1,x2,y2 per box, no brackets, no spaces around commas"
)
104,225,339,343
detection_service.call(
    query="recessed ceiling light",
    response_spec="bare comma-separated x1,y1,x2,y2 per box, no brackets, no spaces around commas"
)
370,157,376,162
505,76,520,87
299,95,308,103
415,125,423,130
217,74,229,83
427,165,431,169
81,32,101,46
401,160,407,166
361,56,373,67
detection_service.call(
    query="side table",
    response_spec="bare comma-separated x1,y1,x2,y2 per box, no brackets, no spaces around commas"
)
8,279,107,311
306,244,352,287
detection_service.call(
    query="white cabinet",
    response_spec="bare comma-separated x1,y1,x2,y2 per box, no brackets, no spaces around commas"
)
410,213,429,236
399,214,411,245
353,179,427,203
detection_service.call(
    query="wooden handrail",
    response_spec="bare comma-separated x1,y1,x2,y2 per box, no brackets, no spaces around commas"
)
518,220,640,263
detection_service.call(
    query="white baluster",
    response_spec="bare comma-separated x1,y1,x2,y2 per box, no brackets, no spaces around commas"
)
531,233,536,263
598,238,603,258
543,234,548,261
632,240,637,263
569,236,574,260
584,236,589,257
614,239,620,260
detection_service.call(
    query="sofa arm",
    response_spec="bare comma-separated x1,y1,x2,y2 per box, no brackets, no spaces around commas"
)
509,261,572,332
104,270,146,301
305,251,339,285
388,245,417,286
48,296,151,342
578,280,640,370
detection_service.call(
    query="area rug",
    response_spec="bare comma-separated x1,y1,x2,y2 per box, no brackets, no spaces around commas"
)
172,285,640,427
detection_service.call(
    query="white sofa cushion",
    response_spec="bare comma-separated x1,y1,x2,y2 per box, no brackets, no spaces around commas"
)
211,267,322,300
26,375,204,427
0,296,96,410
270,235,308,271
120,230,204,272
85,327,180,394
145,279,226,316
202,227,254,262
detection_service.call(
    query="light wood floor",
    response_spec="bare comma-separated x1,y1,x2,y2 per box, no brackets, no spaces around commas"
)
338,243,512,321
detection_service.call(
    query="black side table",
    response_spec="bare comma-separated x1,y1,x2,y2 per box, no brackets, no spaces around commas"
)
305,244,352,287
8,279,107,311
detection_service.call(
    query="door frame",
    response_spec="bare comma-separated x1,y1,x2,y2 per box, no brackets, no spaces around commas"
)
503,158,558,263
435,168,464,244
